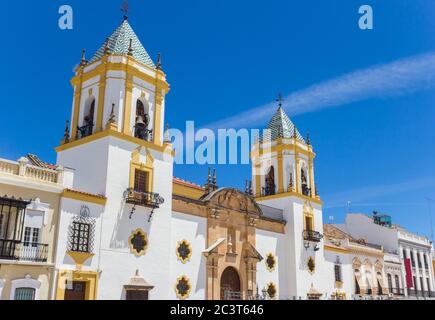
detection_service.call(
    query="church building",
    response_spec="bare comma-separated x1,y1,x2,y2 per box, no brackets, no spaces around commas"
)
2,15,432,300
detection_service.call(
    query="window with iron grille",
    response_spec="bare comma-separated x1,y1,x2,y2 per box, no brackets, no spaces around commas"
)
14,287,36,300
134,170,149,193
70,222,90,252
67,206,95,253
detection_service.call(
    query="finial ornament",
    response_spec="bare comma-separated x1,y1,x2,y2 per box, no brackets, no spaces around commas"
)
307,131,311,145
80,49,87,66
108,103,116,123
212,169,217,187
121,0,129,20
164,123,170,143
288,172,294,191
276,93,284,109
156,53,162,70
128,39,133,56
205,168,212,193
63,120,70,144
293,126,297,139
104,38,110,55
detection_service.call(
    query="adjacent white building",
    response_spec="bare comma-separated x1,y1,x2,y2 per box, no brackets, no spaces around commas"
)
338,213,435,298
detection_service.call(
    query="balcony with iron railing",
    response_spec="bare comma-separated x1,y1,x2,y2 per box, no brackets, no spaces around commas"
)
303,230,323,243
124,188,164,209
391,288,405,296
407,288,435,298
0,239,49,263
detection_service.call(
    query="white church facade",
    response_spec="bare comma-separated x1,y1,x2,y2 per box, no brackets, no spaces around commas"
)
0,17,434,300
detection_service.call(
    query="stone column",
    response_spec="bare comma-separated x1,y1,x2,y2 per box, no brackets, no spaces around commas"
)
419,251,428,292
412,249,421,291
400,246,408,296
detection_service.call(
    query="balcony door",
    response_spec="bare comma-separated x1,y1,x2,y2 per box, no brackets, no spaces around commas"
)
134,169,149,193
21,226,40,261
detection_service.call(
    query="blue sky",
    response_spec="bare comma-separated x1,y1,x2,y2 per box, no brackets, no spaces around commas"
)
1,0,435,239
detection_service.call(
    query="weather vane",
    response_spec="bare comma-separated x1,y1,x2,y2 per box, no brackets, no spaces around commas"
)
276,93,284,108
121,0,129,19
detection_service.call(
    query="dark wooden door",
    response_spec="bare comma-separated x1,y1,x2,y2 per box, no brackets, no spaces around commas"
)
64,281,87,300
220,267,241,300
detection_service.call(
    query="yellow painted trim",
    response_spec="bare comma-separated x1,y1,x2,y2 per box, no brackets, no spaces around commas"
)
55,127,175,156
71,61,170,94
173,182,205,199
56,270,99,300
324,244,350,254
255,191,323,205
265,253,276,272
128,228,149,257
250,143,316,159
176,240,193,264
123,73,134,135
129,147,154,193
71,70,84,139
175,275,191,300
66,251,95,269
265,282,277,299
95,56,108,132
277,151,284,193
62,189,107,206
303,202,314,231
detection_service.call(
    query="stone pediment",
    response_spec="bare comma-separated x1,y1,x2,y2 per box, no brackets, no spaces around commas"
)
202,188,262,216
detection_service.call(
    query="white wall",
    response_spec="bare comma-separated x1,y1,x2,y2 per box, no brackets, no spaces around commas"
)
170,211,207,300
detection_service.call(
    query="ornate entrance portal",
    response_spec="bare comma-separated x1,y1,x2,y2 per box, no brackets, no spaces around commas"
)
220,267,241,300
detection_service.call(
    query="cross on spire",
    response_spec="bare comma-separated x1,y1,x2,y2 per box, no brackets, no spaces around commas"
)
121,0,129,20
276,93,284,109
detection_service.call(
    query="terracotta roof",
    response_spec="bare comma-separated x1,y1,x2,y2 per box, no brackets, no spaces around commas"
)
26,154,57,170
173,177,204,190
63,188,106,200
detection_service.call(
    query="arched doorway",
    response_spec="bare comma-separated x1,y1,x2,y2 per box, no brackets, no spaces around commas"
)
220,267,241,300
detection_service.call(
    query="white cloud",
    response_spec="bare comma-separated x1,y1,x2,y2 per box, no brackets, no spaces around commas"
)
205,52,435,129
323,176,435,209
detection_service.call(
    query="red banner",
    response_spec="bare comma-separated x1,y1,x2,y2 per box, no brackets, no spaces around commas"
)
404,258,413,288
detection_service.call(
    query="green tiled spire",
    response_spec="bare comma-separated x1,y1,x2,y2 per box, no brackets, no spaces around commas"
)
263,107,305,143
90,18,156,68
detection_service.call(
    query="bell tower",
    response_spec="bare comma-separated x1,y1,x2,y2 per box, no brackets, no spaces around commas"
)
54,16,175,299
251,98,318,200
66,16,169,147
251,97,326,299
56,16,172,195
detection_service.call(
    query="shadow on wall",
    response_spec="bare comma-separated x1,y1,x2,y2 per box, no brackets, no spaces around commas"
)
109,198,151,250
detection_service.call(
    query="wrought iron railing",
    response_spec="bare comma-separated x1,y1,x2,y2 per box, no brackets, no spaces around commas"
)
303,230,323,242
0,239,48,263
134,125,153,142
391,288,404,296
407,289,435,298
124,188,164,209
261,185,276,197
302,184,311,196
76,123,94,139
